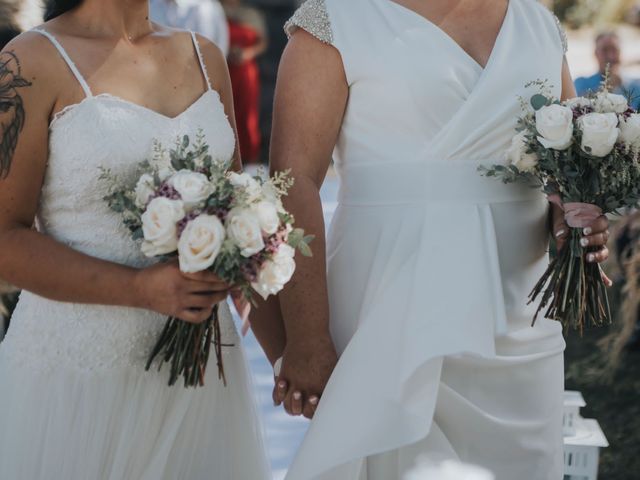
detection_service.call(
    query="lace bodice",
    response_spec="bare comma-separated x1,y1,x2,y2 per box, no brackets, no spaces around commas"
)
0,30,239,373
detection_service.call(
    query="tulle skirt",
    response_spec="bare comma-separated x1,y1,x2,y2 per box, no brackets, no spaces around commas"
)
0,300,270,480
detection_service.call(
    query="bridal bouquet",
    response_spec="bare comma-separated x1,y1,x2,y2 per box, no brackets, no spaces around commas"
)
101,132,312,387
481,81,640,332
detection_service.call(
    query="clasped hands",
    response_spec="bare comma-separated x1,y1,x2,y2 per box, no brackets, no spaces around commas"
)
271,333,338,419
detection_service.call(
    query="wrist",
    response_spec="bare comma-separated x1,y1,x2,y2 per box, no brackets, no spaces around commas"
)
126,268,148,309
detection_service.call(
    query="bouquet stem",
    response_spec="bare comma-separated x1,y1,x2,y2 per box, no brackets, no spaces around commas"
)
145,305,230,388
529,229,612,333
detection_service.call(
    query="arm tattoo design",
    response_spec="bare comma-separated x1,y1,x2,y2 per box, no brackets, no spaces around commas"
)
0,51,32,178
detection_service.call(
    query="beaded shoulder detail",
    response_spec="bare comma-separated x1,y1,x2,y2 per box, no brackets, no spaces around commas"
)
284,0,334,45
552,12,568,54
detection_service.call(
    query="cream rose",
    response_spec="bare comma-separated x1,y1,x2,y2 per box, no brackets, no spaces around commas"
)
168,170,214,209
505,131,538,172
134,173,156,209
251,201,280,235
251,244,296,300
140,197,185,257
594,92,628,114
229,172,262,201
579,112,620,157
178,214,226,273
535,104,574,150
226,208,265,257
619,114,640,147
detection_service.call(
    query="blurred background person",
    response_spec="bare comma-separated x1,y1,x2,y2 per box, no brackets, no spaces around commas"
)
0,1,21,49
149,0,229,56
222,0,267,166
574,31,640,108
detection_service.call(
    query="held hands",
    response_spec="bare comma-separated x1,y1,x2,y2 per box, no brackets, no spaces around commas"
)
134,261,231,323
273,334,338,419
551,205,613,286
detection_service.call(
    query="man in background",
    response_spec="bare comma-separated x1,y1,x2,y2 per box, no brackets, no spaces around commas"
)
575,31,640,109
150,0,229,57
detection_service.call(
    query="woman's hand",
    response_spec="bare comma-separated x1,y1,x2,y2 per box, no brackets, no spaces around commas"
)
273,333,338,419
551,204,613,285
133,261,230,323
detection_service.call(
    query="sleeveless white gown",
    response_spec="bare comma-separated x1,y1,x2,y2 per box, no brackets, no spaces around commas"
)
285,1,567,479
0,30,270,480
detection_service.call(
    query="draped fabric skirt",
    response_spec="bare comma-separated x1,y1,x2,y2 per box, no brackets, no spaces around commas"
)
286,162,566,480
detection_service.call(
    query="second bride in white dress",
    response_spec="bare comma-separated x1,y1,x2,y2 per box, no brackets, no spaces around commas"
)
267,0,612,479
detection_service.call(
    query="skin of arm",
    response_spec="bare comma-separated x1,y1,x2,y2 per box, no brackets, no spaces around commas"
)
267,29,348,418
0,32,228,324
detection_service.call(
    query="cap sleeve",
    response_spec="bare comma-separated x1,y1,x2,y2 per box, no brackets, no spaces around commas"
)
284,0,334,45
552,12,568,54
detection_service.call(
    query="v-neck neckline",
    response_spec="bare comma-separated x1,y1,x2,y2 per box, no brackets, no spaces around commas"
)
385,0,512,71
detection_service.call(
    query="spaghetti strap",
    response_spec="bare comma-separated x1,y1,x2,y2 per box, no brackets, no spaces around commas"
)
190,31,213,91
32,29,93,98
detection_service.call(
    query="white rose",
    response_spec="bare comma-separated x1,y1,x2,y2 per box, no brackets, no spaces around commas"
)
505,131,538,172
565,97,592,110
535,104,574,150
168,170,214,209
594,92,628,114
251,244,296,300
134,173,156,209
619,114,640,147
579,112,620,157
178,214,226,273
140,197,185,257
251,201,280,235
226,208,265,257
229,172,262,201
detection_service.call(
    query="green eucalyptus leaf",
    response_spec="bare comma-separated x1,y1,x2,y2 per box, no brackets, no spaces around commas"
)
531,94,549,111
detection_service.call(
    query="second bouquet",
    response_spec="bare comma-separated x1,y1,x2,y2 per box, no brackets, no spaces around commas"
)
482,82,640,332
101,132,312,388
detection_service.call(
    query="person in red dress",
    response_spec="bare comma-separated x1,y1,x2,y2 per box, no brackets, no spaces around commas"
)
222,0,267,164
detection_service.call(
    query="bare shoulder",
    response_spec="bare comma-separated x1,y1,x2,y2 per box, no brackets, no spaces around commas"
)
1,30,70,112
193,33,229,90
282,29,345,85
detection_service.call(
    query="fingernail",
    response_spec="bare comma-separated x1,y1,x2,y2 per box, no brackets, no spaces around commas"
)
580,238,589,247
293,391,302,400
555,229,565,238
588,254,595,262
309,396,319,406
278,381,286,390
583,227,592,235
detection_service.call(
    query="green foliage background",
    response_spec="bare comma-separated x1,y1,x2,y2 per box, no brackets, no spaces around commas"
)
554,0,636,27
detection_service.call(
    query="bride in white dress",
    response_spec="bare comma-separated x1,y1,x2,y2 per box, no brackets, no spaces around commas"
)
258,0,612,479
0,1,270,478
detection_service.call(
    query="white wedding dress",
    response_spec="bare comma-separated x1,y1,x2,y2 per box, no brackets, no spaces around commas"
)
0,29,270,480
285,1,568,479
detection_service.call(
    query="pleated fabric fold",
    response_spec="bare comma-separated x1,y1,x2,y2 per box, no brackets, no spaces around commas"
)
286,162,564,479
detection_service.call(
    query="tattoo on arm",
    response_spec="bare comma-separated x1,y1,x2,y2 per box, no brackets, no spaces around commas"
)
0,51,32,178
